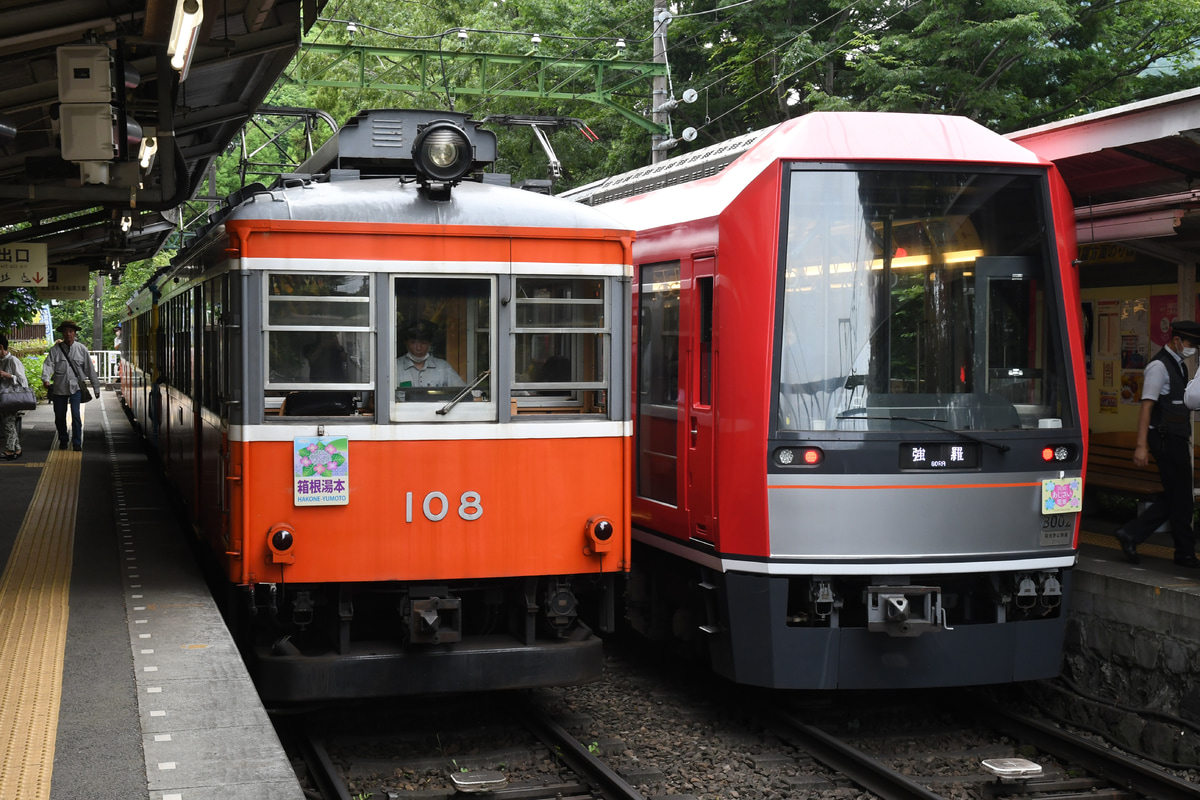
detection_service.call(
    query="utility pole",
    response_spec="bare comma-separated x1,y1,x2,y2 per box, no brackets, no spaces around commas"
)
92,273,104,348
651,3,670,163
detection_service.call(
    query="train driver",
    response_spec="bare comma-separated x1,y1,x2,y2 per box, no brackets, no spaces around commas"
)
396,320,465,394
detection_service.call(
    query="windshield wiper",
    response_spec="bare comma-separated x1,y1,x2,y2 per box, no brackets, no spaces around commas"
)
437,370,490,416
836,412,1010,453
884,414,1010,453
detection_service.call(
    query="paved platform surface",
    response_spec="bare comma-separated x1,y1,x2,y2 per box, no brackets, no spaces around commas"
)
0,391,302,800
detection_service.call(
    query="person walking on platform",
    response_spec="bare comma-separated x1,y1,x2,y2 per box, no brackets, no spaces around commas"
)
41,320,101,452
0,333,28,460
1116,319,1200,567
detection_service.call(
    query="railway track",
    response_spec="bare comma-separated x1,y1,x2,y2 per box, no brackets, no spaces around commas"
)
274,643,1200,800
280,692,646,800
760,686,1200,800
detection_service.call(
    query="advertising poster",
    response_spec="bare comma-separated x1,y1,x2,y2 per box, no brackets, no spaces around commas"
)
1096,300,1120,358
1081,301,1093,378
1099,390,1119,413
1120,334,1146,370
1148,294,1200,347
1101,359,1116,389
1120,371,1144,405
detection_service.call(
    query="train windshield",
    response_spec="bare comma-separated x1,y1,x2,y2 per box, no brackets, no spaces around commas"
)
392,276,494,422
776,167,1074,434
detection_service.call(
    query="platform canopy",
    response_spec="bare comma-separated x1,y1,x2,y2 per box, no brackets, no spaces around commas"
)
0,0,325,276
1010,88,1200,261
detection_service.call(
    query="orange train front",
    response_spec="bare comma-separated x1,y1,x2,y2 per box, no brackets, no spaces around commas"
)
121,110,633,701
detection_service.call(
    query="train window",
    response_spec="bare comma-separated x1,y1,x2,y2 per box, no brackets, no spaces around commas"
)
263,272,373,416
391,275,494,422
637,262,681,506
511,277,609,415
776,168,1074,434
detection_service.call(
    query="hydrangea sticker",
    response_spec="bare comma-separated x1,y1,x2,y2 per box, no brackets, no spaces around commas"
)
1041,477,1081,514
294,437,349,505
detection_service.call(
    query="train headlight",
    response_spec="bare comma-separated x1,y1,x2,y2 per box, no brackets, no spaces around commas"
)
1040,444,1077,462
584,515,614,556
267,523,296,565
413,121,474,184
776,447,823,467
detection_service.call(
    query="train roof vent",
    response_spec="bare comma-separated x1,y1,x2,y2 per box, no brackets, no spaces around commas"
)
558,124,777,205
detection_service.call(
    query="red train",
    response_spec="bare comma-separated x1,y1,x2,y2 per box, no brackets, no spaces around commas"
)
121,110,633,701
565,112,1086,689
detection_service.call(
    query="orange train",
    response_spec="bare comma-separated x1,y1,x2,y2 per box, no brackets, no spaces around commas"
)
120,110,633,701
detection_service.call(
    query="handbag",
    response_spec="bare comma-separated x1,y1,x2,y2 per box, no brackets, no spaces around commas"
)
0,384,36,414
59,342,94,403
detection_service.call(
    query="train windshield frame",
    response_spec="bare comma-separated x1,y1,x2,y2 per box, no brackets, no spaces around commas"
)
390,274,497,423
774,164,1075,435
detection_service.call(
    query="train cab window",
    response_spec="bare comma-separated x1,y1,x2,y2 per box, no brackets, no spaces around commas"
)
776,168,1074,434
391,276,494,422
511,277,609,415
263,273,373,417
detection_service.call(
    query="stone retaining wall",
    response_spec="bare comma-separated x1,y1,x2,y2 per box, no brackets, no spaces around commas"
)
1034,565,1200,766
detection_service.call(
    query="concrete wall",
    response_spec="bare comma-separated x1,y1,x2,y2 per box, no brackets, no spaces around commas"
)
1035,562,1200,766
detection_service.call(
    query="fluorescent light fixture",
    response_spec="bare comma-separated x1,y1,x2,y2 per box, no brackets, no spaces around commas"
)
168,0,204,80
1075,209,1184,244
138,134,158,169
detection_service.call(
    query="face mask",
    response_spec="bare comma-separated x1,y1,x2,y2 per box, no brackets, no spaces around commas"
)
1183,347,1197,358
408,348,429,363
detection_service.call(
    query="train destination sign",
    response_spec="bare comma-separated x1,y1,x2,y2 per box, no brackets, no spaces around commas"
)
899,442,981,470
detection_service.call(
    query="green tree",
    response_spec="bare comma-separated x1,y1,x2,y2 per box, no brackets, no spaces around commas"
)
50,256,164,349
1,288,40,331
797,0,1200,132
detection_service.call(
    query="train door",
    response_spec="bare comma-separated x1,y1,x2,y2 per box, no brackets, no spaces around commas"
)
973,256,1038,402
684,257,716,542
635,261,688,539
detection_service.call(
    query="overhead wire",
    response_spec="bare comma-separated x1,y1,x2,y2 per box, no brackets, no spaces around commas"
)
292,0,922,150
692,0,925,134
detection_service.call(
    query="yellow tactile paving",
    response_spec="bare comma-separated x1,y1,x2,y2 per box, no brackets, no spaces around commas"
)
0,447,82,800
1079,528,1175,561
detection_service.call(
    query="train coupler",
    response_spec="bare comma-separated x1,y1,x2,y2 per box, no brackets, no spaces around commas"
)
406,595,462,644
866,585,943,637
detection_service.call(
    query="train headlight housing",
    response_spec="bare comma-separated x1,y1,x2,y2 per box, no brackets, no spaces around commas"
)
775,446,823,467
413,121,474,185
267,523,296,565
584,515,614,556
1040,444,1077,463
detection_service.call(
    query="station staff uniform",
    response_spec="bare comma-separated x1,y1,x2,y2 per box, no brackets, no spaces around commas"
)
1116,320,1200,567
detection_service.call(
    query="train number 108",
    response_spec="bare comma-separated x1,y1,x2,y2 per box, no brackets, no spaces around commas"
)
404,491,483,522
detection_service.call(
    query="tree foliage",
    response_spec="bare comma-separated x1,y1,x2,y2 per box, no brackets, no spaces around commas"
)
6,0,1195,331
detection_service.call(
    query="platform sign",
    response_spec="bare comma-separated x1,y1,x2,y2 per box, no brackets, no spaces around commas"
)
39,264,91,300
294,437,349,505
1041,477,1082,514
0,243,49,288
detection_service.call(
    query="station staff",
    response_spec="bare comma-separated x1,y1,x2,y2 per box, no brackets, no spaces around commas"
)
1116,319,1200,567
396,320,464,393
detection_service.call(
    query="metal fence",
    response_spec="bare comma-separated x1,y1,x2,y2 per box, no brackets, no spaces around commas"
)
90,350,120,386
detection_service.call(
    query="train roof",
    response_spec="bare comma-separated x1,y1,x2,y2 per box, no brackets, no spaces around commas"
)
221,176,628,232
591,111,1051,232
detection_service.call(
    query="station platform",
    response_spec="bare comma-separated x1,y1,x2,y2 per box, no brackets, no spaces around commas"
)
0,390,302,800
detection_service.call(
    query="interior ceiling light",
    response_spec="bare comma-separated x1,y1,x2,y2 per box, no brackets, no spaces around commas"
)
168,0,204,81
138,134,158,170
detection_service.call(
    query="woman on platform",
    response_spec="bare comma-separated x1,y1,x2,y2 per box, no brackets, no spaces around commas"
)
0,333,28,460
